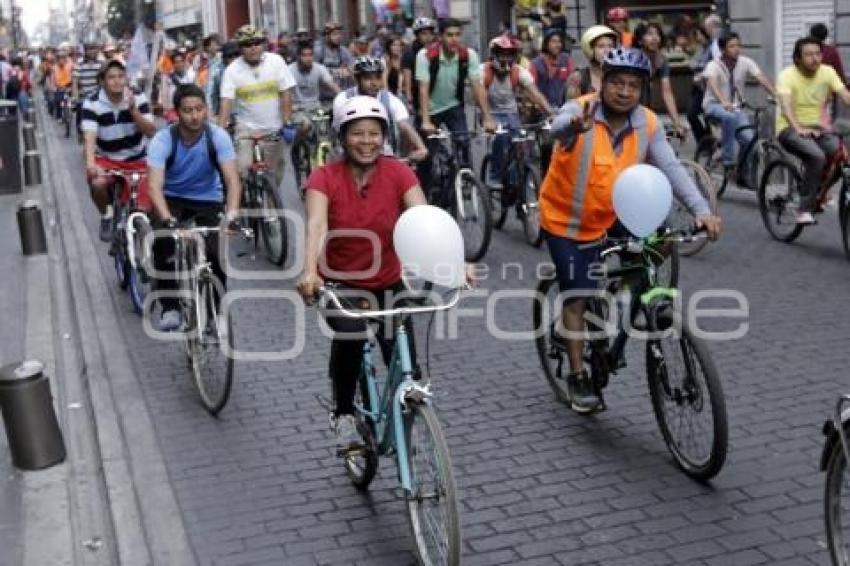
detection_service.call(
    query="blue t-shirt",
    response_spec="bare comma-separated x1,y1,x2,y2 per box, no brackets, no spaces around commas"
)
147,123,236,202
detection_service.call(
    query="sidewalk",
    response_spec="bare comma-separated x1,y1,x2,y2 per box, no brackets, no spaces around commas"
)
0,100,196,565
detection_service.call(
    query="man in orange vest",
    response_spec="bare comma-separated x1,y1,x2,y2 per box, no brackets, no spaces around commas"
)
539,47,722,413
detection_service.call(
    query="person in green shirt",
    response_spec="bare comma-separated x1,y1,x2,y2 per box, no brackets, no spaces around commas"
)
414,18,496,199
776,36,850,224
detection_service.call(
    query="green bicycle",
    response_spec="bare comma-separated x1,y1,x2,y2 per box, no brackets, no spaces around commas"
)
533,227,728,481
292,107,335,197
317,284,463,566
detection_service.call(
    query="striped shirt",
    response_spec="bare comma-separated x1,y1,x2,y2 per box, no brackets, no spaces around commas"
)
74,59,101,98
80,88,153,162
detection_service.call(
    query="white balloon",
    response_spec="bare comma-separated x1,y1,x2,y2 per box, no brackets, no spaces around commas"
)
612,164,673,238
393,205,465,288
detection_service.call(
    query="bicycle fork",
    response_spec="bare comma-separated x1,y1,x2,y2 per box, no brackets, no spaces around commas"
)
454,168,479,220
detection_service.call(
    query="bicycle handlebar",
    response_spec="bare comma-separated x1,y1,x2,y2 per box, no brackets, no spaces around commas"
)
599,226,708,259
102,168,146,183
237,133,281,143
317,284,464,319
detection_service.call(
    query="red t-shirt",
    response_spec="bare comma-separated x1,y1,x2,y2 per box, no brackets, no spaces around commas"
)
306,156,419,290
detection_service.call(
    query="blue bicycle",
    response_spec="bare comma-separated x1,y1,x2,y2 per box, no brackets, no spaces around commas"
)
318,284,463,566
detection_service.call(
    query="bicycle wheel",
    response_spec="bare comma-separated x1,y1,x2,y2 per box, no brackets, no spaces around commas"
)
190,275,234,416
840,183,850,262
452,169,492,262
669,160,716,257
343,379,379,491
480,155,508,228
292,140,311,198
824,424,850,565
257,177,288,265
112,208,130,290
128,214,152,315
758,159,804,243
534,273,610,406
694,138,728,197
63,105,71,138
404,402,461,566
646,326,728,481
520,166,544,248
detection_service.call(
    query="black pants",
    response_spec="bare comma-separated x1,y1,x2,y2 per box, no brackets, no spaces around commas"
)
687,84,708,143
152,198,225,312
416,105,471,204
777,128,840,213
323,281,420,416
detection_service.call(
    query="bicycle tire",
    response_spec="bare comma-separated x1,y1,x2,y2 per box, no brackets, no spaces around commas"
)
670,159,716,257
758,159,804,243
694,139,728,197
520,166,544,248
404,402,461,566
112,208,130,290
824,423,850,565
480,154,508,228
292,140,311,198
128,215,152,315
646,326,728,481
343,377,379,491
257,177,288,266
190,276,234,416
841,183,850,262
64,106,71,138
452,169,492,262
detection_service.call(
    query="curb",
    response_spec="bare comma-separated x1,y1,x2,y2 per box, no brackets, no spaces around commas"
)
38,101,196,565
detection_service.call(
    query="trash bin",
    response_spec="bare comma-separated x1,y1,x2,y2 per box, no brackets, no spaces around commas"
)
0,100,21,195
0,361,66,470
17,200,47,255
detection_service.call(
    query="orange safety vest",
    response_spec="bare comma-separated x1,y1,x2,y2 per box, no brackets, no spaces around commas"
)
620,31,633,48
539,94,658,241
54,61,74,88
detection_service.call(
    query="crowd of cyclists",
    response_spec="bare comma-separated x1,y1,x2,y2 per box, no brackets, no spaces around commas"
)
21,1,850,437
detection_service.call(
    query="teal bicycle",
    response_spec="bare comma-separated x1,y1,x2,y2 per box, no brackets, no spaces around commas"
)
317,284,463,566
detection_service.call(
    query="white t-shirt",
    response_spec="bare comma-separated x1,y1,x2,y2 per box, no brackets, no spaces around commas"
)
221,52,296,131
480,63,534,114
702,55,761,110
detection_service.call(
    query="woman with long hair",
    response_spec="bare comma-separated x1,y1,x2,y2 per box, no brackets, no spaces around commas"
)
634,21,687,137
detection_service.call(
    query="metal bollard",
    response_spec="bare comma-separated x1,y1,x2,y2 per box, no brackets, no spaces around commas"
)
0,361,66,471
23,150,41,186
22,123,36,151
17,200,47,255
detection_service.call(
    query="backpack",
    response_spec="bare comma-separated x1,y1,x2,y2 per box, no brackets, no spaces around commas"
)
482,61,521,90
344,87,397,152
426,43,469,103
164,123,224,193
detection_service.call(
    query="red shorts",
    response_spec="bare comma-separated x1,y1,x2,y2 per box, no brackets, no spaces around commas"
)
88,157,152,213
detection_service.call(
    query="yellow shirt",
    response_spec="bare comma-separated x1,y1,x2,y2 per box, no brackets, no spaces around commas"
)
776,64,845,131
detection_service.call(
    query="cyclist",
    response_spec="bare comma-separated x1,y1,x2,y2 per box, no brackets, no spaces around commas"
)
81,60,156,242
160,50,196,123
634,22,687,138
73,42,101,138
568,25,618,98
147,84,243,332
296,96,428,448
702,31,776,181
539,48,722,412
415,18,496,198
218,24,296,195
333,56,428,161
316,22,354,94
289,43,339,141
51,46,74,121
776,36,850,224
401,17,435,115
606,7,633,48
197,34,221,101
530,28,576,109
208,41,239,120
482,35,552,188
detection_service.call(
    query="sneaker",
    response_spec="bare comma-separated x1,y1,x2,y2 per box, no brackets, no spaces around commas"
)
566,370,602,414
99,216,113,242
332,414,361,450
159,309,182,332
795,211,816,225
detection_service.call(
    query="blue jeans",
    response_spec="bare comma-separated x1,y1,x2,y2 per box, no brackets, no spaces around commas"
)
17,92,29,114
704,103,753,165
490,112,522,179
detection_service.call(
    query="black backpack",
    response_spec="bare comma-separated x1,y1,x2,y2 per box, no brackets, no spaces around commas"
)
164,123,224,190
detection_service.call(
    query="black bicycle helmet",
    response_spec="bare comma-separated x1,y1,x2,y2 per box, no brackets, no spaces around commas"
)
352,55,384,76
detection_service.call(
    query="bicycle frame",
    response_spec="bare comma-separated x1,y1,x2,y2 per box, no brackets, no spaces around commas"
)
321,286,462,494
429,129,479,219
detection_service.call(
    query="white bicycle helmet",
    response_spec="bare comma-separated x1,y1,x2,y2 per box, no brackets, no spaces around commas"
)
333,95,389,134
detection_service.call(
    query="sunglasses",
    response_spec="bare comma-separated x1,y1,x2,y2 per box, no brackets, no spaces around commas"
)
240,39,264,48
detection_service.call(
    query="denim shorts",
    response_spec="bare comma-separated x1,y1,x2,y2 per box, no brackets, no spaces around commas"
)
544,231,605,297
